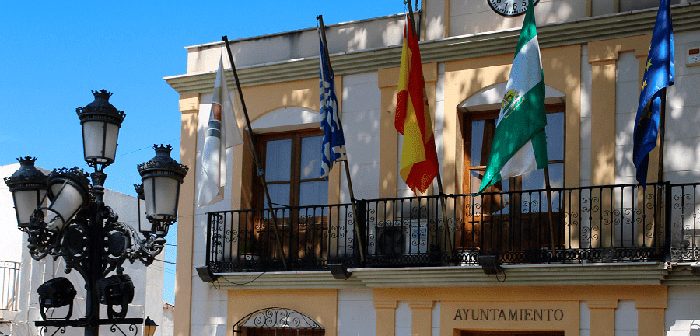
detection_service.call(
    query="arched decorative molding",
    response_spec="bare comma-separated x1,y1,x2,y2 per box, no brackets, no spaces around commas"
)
459,82,565,112
251,106,321,133
233,307,324,330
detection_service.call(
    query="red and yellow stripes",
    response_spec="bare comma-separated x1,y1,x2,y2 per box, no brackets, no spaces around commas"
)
394,15,438,194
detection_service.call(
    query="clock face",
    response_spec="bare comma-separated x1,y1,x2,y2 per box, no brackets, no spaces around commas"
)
487,0,540,17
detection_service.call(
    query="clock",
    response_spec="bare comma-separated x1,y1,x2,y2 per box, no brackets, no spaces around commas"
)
487,0,540,17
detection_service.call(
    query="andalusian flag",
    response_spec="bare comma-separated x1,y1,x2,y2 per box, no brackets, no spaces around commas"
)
395,13,439,194
479,0,548,193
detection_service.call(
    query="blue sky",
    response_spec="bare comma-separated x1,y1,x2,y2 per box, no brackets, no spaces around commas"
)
0,1,402,305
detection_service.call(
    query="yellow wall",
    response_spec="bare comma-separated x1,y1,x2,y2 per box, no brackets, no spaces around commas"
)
373,285,667,336
174,92,199,336
587,35,653,184
442,45,582,193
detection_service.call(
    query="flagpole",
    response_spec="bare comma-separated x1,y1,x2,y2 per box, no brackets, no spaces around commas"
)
658,88,667,183
317,15,366,263
404,2,453,254
543,166,556,254
222,35,288,270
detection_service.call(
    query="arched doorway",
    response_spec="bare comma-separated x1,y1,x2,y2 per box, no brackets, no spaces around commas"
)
232,307,325,336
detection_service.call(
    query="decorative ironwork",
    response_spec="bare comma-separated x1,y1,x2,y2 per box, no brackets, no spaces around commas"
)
233,307,323,330
205,182,700,272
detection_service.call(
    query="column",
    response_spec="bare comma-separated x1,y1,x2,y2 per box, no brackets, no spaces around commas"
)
174,93,199,336
588,300,618,336
375,299,398,336
410,301,434,336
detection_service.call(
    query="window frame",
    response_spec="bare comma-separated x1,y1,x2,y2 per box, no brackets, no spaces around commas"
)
255,129,326,209
461,103,565,195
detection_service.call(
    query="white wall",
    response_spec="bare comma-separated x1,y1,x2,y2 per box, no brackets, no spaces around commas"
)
0,164,26,263
337,289,375,336
667,285,700,335
341,72,381,201
395,301,411,336
615,51,640,185
665,31,700,184
449,0,587,37
191,95,233,336
186,15,405,74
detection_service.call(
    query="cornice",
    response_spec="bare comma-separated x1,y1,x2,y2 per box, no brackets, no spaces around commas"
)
165,4,700,95
212,262,669,290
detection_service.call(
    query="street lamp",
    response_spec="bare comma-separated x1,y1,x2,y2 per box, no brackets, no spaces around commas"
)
5,90,188,336
143,316,158,336
3,156,47,229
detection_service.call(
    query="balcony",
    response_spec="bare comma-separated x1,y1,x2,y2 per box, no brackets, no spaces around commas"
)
205,183,700,273
0,261,19,320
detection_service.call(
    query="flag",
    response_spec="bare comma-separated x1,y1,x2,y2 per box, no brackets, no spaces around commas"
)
633,0,674,186
318,17,346,178
478,0,548,193
197,54,243,205
394,13,439,194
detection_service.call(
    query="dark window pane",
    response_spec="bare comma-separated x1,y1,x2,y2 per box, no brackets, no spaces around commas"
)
265,139,292,181
265,184,290,208
470,120,485,166
301,135,324,179
299,181,328,206
545,112,564,161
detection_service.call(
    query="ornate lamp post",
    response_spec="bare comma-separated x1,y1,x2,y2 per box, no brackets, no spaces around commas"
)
4,90,188,336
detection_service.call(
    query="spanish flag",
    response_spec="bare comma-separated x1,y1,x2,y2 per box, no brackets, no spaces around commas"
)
395,13,439,194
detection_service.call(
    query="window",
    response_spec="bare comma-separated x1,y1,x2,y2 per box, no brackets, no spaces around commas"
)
459,104,565,252
257,130,328,209
463,104,565,196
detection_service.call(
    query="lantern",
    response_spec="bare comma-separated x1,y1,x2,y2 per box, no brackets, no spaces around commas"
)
4,157,48,229
45,168,89,231
137,145,188,235
76,90,125,167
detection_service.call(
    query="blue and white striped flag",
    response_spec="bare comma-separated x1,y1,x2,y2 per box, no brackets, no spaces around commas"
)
319,19,346,178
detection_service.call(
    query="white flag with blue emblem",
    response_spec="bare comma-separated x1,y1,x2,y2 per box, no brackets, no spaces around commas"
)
197,54,243,206
318,19,346,178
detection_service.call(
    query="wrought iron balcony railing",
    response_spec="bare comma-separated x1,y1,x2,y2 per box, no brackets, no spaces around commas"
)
205,182,700,273
0,261,20,312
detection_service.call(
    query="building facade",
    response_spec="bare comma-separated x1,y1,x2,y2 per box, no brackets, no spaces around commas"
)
0,163,167,336
166,1,700,335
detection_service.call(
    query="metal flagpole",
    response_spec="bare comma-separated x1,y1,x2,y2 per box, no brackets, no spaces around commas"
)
317,15,366,263
222,35,287,270
544,166,556,254
658,88,667,183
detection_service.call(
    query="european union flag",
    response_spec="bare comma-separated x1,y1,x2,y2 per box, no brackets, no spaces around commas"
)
318,18,346,178
633,0,674,186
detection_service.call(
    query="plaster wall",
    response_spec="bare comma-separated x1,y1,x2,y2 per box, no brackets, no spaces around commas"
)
0,164,27,263
615,52,640,185
190,93,233,336
448,0,587,37
337,289,375,336
666,285,700,335
665,31,700,183
186,15,405,74
340,72,381,201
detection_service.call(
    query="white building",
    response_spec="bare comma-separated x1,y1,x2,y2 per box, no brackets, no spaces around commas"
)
0,162,168,336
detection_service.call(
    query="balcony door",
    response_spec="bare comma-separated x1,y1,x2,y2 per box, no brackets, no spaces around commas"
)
460,104,565,257
255,130,329,266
